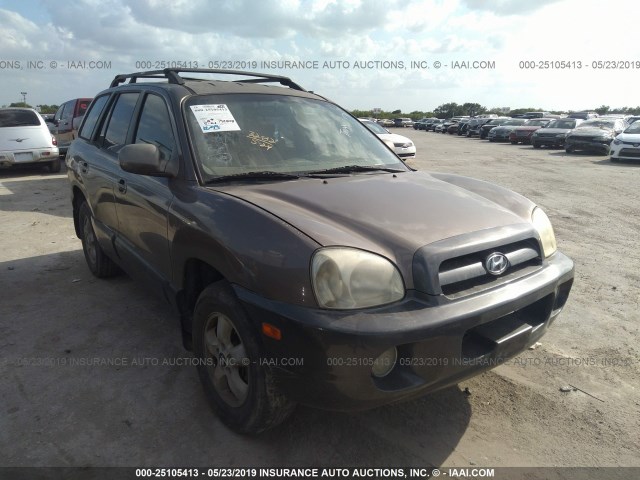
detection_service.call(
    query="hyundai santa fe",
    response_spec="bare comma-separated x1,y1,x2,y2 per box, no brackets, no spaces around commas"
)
66,68,574,433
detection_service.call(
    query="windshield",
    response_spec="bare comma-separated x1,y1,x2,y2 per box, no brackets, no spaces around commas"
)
578,120,616,129
361,120,388,135
185,94,406,180
624,122,640,134
548,119,577,129
0,109,41,127
526,119,550,126
504,119,527,126
486,119,506,126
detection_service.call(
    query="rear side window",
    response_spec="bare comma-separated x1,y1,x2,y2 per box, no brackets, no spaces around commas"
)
61,100,74,124
102,93,140,151
0,110,41,127
134,94,175,160
77,99,91,117
79,95,109,140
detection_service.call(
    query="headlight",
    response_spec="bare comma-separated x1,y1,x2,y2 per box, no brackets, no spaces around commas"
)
311,247,404,309
556,133,567,138
531,207,557,258
612,138,622,145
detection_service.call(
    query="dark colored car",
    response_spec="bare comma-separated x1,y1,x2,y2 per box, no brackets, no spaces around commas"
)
393,117,413,128
427,119,445,131
457,119,472,136
487,119,528,142
564,118,627,154
479,118,511,139
51,98,93,155
413,118,432,130
446,122,460,134
530,118,583,148
508,118,554,145
566,111,598,120
466,118,493,138
67,68,574,434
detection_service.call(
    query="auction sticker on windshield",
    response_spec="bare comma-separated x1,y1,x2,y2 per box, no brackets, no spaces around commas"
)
189,104,241,133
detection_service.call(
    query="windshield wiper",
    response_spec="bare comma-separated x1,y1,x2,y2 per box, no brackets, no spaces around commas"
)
204,171,300,184
305,165,407,175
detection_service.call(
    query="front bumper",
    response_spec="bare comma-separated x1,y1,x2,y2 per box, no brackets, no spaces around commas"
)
610,142,640,160
566,137,612,153
532,136,565,147
235,252,574,411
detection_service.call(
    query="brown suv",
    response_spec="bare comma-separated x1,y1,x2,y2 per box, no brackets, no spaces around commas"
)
66,69,574,433
51,97,92,155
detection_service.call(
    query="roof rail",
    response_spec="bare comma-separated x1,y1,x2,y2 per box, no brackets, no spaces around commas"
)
109,68,307,91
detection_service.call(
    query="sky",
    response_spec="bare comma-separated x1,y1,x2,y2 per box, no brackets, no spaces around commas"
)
1,0,638,113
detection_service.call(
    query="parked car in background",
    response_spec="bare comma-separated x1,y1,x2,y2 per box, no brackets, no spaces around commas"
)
51,98,92,155
427,119,445,131
566,111,598,120
512,112,557,119
508,118,554,145
530,118,582,148
377,118,394,128
66,68,573,434
487,119,528,142
0,108,60,172
360,119,416,159
393,117,413,128
457,119,472,136
609,120,640,162
564,118,627,154
413,118,432,130
466,118,494,137
479,118,512,139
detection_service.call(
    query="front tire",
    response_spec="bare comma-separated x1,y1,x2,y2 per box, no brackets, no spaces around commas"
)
193,282,295,434
565,146,573,153
78,202,120,278
532,142,541,149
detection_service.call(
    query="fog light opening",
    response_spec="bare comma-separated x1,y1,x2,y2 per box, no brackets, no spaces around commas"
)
371,347,398,378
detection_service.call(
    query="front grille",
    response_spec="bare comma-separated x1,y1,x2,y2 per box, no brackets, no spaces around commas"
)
439,239,542,298
538,133,556,138
570,136,594,142
516,131,530,137
620,148,640,158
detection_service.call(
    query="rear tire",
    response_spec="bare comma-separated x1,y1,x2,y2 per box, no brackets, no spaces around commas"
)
48,158,62,173
193,282,296,434
565,146,573,153
78,202,120,278
532,142,541,149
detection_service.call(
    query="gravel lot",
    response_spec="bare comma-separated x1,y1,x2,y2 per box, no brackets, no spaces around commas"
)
1,131,638,475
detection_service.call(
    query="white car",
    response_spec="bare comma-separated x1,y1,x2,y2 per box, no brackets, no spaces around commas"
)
0,108,60,172
610,121,640,162
359,119,416,159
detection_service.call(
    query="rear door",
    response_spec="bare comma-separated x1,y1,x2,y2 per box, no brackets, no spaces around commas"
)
56,100,75,148
112,92,176,288
72,92,140,259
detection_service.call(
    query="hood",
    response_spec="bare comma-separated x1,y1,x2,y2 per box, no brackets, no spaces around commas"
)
212,171,528,265
569,127,614,137
377,133,412,145
615,132,640,143
491,126,517,133
0,125,54,150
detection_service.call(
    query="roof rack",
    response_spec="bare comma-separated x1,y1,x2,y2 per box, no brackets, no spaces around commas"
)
109,68,307,91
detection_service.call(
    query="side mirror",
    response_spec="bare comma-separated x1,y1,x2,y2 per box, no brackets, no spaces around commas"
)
119,144,173,176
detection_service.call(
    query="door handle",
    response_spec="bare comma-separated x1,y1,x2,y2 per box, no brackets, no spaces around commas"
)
118,179,127,194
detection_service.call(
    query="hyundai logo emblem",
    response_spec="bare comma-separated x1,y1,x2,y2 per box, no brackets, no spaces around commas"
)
485,252,509,276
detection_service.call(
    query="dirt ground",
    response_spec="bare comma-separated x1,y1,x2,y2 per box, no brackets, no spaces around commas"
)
1,131,638,476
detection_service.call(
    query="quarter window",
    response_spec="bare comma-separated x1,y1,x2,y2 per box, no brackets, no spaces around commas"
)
79,95,109,140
